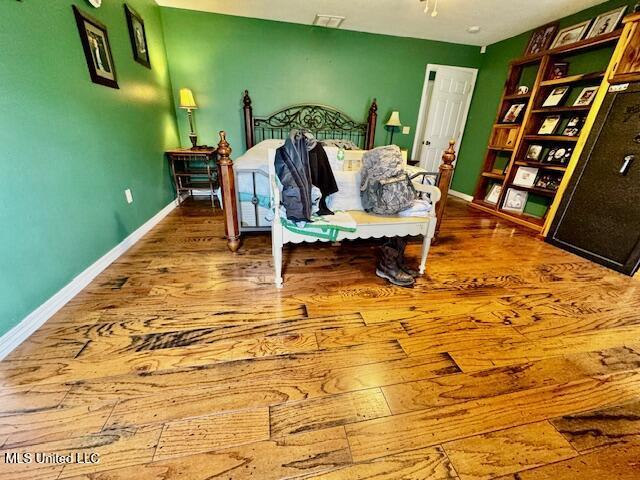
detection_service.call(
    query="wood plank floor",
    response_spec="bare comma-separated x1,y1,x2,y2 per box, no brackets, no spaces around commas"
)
1,197,639,479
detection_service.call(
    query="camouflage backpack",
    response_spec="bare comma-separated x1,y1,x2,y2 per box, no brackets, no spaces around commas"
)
360,145,416,215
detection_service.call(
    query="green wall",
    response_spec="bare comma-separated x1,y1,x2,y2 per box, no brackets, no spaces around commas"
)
0,1,178,336
452,0,636,196
159,7,483,154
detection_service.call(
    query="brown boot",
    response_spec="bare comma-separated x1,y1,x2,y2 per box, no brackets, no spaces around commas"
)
394,238,420,278
376,242,415,288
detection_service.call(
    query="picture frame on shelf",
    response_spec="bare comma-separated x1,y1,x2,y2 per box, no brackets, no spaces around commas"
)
550,20,592,49
550,62,570,79
538,115,561,135
72,5,118,89
502,103,527,123
562,116,585,136
535,173,562,191
573,86,599,106
542,86,570,107
503,188,528,214
524,22,559,56
526,144,543,161
485,184,503,205
544,146,573,165
513,166,540,188
586,6,627,39
125,4,151,69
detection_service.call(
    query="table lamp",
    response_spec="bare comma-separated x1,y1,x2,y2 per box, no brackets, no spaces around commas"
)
179,88,198,148
386,111,401,145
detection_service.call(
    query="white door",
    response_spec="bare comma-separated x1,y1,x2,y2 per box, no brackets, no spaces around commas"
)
414,65,477,173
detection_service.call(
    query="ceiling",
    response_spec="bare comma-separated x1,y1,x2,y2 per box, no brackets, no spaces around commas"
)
155,0,609,46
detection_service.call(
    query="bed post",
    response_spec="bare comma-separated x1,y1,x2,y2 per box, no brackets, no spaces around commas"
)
217,131,241,252
435,140,456,239
243,90,255,150
365,98,378,150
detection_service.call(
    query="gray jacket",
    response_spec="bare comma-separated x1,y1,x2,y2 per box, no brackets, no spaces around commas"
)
274,130,314,222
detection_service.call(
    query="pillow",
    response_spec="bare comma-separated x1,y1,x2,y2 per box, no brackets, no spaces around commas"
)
320,139,359,150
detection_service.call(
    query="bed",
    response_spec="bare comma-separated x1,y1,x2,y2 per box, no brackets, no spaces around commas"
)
234,91,379,232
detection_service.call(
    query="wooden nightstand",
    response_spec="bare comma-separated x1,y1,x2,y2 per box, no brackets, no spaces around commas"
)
166,147,218,207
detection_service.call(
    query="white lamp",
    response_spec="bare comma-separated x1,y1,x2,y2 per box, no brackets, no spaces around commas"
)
386,111,402,145
179,88,199,148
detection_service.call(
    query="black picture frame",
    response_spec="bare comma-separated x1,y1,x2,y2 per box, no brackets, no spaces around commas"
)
524,22,559,56
73,5,119,89
124,4,151,69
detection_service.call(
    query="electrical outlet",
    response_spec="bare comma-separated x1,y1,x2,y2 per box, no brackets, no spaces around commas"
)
402,126,411,135
125,189,133,204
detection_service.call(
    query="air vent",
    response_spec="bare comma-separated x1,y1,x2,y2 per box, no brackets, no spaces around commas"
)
313,14,345,29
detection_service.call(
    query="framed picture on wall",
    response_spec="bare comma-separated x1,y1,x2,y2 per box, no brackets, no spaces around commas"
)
524,23,559,56
586,6,627,39
73,6,118,89
125,4,151,69
550,21,592,49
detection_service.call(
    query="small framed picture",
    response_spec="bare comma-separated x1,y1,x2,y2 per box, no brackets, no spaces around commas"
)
550,62,569,80
573,86,599,106
562,116,585,136
503,103,526,123
538,116,561,135
125,4,151,69
485,184,503,205
550,21,592,49
73,6,118,89
536,173,562,191
524,23,559,56
503,188,528,214
544,146,573,165
526,144,543,161
513,166,539,188
586,6,627,39
542,87,570,107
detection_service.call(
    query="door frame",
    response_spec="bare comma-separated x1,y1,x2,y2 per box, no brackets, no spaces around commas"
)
411,64,478,164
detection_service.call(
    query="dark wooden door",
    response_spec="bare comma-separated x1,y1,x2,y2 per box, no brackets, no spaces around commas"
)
548,83,640,276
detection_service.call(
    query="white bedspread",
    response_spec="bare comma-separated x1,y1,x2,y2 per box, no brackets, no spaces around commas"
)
234,141,432,224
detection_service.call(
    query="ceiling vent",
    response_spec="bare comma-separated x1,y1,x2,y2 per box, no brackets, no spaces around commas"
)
313,14,345,29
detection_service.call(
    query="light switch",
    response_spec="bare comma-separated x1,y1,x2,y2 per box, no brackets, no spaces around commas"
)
125,189,133,204
402,126,411,135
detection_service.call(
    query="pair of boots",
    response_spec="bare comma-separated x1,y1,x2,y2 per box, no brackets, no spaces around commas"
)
376,238,419,288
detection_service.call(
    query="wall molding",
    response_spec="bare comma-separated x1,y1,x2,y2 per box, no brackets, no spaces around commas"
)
448,189,474,202
0,198,180,361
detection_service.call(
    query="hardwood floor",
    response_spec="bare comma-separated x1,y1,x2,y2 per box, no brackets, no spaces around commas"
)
1,197,639,479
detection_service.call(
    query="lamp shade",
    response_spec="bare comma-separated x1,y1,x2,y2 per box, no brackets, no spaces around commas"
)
179,88,198,109
386,111,401,127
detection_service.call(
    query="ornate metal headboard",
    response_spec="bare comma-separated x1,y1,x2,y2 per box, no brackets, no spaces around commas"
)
242,90,377,151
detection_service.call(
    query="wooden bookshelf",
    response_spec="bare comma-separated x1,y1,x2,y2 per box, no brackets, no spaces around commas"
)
470,27,623,233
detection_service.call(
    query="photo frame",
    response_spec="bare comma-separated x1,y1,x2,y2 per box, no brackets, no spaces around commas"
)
503,188,528,214
73,6,118,89
550,20,592,49
538,115,561,135
573,86,599,106
524,23,559,56
535,173,562,191
562,116,585,136
503,103,526,123
513,166,539,188
550,62,570,80
125,4,151,69
586,6,627,39
526,144,543,161
544,146,573,165
485,184,503,205
542,87,570,107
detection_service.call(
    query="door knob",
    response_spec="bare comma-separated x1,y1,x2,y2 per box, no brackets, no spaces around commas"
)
620,155,635,176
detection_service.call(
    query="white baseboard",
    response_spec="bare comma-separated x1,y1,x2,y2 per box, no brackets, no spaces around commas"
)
448,189,474,202
0,197,181,361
